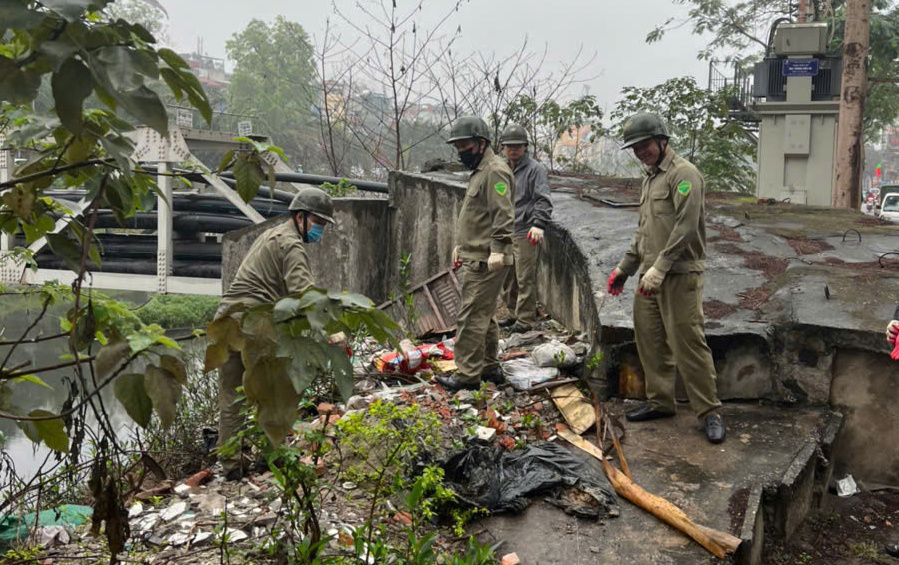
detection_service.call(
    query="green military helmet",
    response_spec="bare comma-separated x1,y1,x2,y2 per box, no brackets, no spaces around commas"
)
288,187,336,224
446,116,492,143
620,113,669,149
500,123,528,145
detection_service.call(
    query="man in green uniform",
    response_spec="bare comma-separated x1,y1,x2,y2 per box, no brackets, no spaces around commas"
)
607,113,725,444
499,124,553,334
213,187,336,475
436,116,515,391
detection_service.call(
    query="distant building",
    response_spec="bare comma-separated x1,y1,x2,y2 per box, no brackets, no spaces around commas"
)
178,52,230,90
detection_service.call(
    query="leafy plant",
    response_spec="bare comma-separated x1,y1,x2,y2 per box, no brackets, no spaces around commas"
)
586,351,605,372
204,288,400,446
134,295,220,329
320,178,358,197
610,77,756,193
505,93,605,172
398,251,418,337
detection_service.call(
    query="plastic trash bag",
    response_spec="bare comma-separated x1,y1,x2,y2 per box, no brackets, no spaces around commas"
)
501,359,559,390
441,442,618,517
532,340,578,368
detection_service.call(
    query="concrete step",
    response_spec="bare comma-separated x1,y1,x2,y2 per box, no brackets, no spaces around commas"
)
480,402,842,565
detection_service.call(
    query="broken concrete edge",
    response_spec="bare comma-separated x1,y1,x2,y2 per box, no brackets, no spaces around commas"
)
731,409,843,563
756,409,843,546
736,484,765,565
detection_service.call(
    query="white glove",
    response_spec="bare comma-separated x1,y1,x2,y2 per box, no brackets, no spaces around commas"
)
637,266,665,296
527,227,544,245
887,320,899,344
452,246,461,269
487,252,505,271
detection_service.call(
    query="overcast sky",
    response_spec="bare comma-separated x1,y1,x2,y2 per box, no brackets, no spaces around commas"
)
160,0,713,113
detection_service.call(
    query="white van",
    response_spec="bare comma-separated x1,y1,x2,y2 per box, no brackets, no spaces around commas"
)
880,194,899,223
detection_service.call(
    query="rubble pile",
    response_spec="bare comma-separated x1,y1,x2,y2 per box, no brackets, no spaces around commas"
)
29,318,598,563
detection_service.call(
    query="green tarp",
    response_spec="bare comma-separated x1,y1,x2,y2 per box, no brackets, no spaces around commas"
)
0,504,92,550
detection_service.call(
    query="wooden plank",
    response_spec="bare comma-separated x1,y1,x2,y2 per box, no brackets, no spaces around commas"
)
558,429,742,559
447,268,462,296
421,283,446,328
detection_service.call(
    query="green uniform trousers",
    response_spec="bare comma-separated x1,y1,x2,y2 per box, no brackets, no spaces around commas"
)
455,261,509,383
633,272,721,418
502,236,539,328
217,351,245,466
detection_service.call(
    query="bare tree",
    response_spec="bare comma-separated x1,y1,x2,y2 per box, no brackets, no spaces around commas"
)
332,0,463,170
312,19,361,176
431,38,598,156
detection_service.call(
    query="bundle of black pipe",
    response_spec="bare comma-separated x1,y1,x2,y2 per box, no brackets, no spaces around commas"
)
34,256,221,278
45,190,291,218
216,171,388,194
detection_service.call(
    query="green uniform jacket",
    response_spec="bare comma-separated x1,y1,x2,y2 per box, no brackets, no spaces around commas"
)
220,219,315,309
618,150,706,276
456,146,515,262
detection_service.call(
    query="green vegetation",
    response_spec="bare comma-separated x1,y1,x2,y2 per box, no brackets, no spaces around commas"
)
320,178,359,198
134,294,220,329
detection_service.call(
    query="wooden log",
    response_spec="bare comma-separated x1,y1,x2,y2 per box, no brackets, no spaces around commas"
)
558,429,742,559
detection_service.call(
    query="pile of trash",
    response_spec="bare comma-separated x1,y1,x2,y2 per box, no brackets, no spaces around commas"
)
18,318,612,562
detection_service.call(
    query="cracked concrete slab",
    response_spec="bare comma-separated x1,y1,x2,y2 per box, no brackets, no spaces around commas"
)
480,401,840,565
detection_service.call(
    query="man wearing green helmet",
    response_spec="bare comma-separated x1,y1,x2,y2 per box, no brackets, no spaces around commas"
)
607,113,725,444
437,116,515,391
498,123,553,334
211,186,336,477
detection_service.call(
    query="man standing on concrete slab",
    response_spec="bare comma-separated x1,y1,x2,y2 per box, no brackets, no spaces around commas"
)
212,187,335,478
607,113,725,444
499,124,553,335
436,116,514,391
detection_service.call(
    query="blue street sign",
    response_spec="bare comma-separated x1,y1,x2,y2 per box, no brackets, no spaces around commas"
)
782,59,820,77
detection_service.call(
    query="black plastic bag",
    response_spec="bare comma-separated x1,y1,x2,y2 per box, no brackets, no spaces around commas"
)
441,441,618,517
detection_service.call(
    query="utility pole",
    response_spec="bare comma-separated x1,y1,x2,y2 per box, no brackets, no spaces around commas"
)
833,0,871,209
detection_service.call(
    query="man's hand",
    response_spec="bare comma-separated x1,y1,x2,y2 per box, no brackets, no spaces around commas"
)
527,227,544,245
487,253,505,271
452,246,462,269
637,266,665,297
887,320,899,344
607,268,627,296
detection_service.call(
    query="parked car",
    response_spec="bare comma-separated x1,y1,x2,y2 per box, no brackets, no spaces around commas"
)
880,194,899,223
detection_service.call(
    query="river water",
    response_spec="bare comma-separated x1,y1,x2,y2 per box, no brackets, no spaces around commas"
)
0,290,154,483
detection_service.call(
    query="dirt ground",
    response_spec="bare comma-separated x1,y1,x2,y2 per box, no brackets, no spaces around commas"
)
766,491,899,564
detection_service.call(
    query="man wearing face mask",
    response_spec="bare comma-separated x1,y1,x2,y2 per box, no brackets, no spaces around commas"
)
606,113,724,444
436,116,514,391
212,187,335,478
499,123,553,334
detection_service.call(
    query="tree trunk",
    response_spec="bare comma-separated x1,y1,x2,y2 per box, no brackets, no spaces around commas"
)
833,0,871,209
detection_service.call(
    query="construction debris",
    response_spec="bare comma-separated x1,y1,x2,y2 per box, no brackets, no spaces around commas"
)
550,384,595,435
558,429,742,559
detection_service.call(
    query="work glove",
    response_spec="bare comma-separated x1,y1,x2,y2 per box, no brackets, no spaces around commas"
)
637,266,665,297
607,268,627,296
487,252,505,271
887,320,899,344
452,246,462,269
527,227,544,245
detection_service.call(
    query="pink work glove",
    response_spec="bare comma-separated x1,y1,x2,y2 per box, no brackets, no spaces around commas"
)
607,268,626,296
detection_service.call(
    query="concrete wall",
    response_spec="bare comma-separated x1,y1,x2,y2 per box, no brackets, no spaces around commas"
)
831,348,899,485
386,172,466,293
222,198,391,301
389,172,602,361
